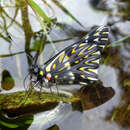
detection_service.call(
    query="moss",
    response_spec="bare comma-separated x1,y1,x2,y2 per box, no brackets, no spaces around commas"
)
111,104,130,127
123,79,130,88
0,81,115,117
0,90,81,117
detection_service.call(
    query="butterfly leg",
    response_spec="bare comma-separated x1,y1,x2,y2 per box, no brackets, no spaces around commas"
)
34,82,44,100
55,84,60,96
55,82,64,102
49,86,53,94
36,85,42,100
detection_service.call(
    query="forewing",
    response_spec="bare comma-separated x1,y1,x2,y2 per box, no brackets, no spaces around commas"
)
44,26,109,85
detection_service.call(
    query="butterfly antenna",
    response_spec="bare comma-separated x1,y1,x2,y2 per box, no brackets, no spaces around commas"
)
36,85,43,99
8,32,34,64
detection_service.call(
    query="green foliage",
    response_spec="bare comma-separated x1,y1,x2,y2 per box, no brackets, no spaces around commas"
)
26,0,52,23
0,120,19,128
123,79,130,87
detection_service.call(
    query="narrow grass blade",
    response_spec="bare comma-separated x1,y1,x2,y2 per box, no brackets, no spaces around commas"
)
25,0,52,23
109,35,130,47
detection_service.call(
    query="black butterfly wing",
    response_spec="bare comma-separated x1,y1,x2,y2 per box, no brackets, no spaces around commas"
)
44,26,109,85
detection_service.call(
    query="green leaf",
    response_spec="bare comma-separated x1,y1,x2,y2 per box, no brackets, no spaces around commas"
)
32,41,41,51
0,120,19,128
24,119,33,125
26,0,51,23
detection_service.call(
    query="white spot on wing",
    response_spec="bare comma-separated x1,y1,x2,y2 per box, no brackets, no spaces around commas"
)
79,82,87,85
87,77,98,80
97,25,105,31
94,38,99,42
88,69,98,74
99,45,105,48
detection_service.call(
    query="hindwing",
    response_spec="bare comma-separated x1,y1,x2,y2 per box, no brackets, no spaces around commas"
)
44,26,109,85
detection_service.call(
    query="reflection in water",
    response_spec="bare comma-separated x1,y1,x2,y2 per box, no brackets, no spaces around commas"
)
28,102,72,130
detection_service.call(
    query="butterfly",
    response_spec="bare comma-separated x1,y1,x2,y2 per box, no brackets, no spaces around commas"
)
28,26,109,89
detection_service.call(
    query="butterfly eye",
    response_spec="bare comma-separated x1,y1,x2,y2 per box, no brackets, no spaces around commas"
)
29,65,39,75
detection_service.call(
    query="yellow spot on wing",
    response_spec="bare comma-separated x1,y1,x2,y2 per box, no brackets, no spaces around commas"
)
91,59,99,64
65,62,70,67
101,38,108,40
55,75,58,78
72,49,76,53
75,60,79,63
88,45,95,50
46,66,50,72
78,51,83,56
93,32,99,36
65,56,69,60
59,66,66,71
92,51,100,55
81,75,85,78
102,32,109,34
85,61,88,64
80,58,83,61
40,70,43,75
52,64,56,69
69,72,74,76
84,55,88,58
79,67,85,71
88,68,93,71
69,81,73,84
67,63,70,67
58,62,70,71
64,76,67,78
59,53,64,63
79,43,85,47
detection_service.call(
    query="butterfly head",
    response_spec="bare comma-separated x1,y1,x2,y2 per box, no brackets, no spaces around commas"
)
29,64,41,76
28,64,52,86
